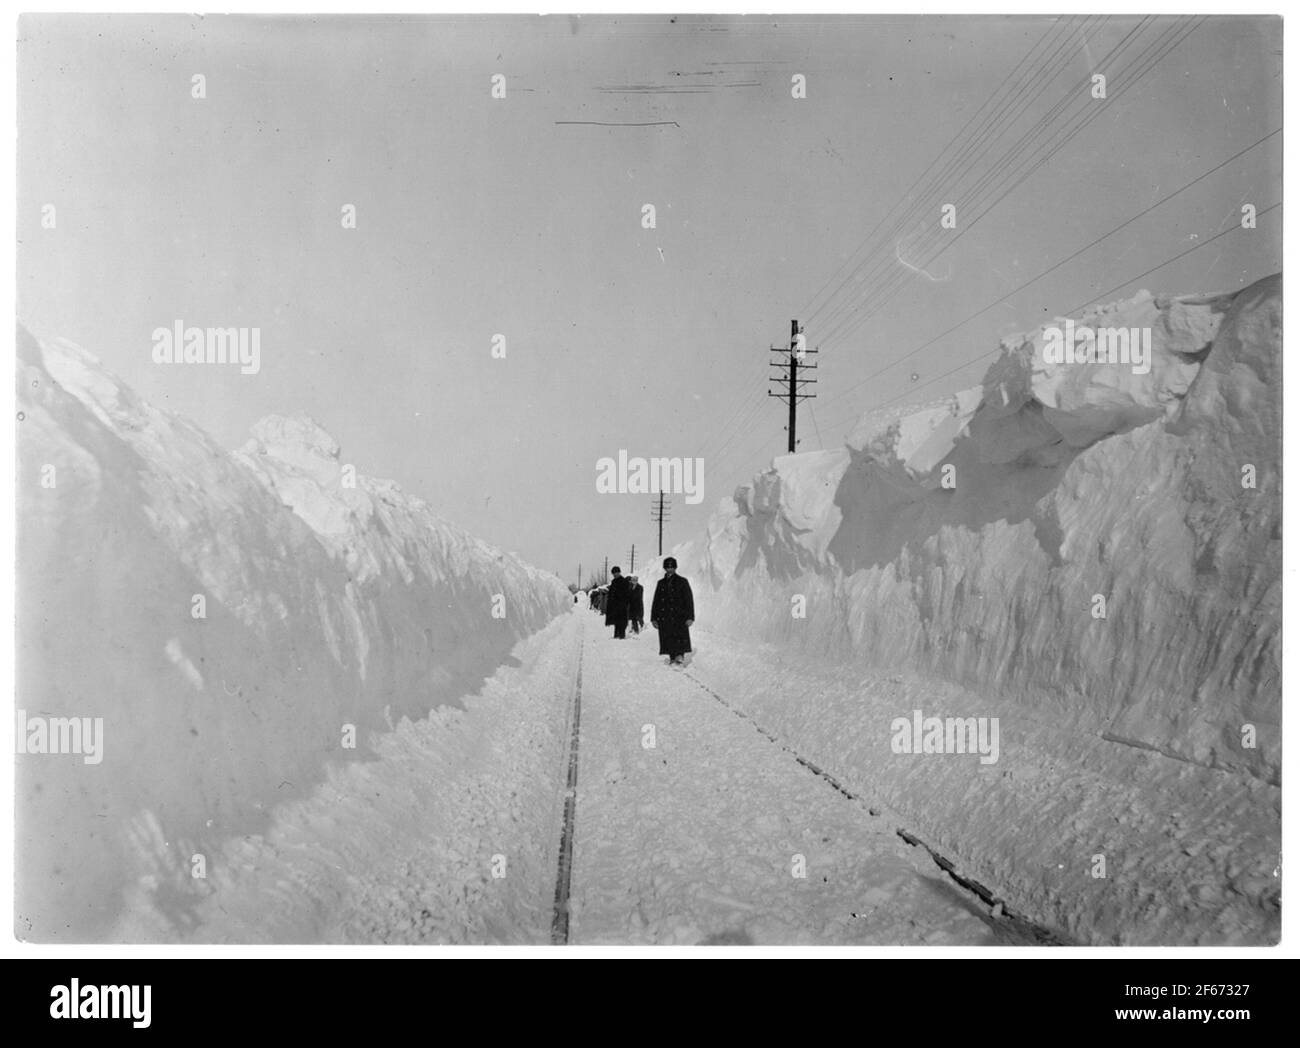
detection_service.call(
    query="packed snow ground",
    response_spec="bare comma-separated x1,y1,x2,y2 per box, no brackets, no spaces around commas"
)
568,611,1008,946
122,606,1046,945
685,626,1279,946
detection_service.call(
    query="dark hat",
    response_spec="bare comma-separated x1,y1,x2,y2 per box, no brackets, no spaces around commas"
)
663,557,677,569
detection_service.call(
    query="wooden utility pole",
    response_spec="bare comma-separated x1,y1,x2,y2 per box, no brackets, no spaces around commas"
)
603,556,608,583
768,319,817,453
627,544,636,574
651,492,671,557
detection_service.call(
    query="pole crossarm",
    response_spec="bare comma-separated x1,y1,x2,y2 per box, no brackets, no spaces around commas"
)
766,319,819,454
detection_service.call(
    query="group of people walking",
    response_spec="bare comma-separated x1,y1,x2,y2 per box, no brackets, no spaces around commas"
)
586,558,694,665
601,567,643,639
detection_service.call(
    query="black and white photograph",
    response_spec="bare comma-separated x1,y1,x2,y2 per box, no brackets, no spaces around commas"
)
10,6,1285,963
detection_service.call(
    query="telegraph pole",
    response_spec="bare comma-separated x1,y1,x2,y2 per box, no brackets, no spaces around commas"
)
768,319,817,453
651,492,671,557
603,556,608,584
627,544,636,574
577,563,581,590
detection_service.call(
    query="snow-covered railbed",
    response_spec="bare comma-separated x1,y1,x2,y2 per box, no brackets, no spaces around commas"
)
568,612,1010,945
681,669,1071,945
684,627,1279,946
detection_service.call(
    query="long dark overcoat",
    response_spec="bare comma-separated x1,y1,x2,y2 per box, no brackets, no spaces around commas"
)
628,583,645,622
604,575,631,628
650,573,694,657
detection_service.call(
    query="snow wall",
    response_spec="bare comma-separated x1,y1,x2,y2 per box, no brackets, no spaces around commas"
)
677,274,1281,944
15,327,572,941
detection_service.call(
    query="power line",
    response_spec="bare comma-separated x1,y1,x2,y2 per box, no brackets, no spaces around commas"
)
816,16,1193,351
810,14,1125,338
816,125,1279,417
700,18,1140,487
702,377,769,462
708,423,788,498
825,17,1205,350
800,16,1087,328
817,203,1280,436
812,15,1154,342
708,393,772,465
812,16,1181,349
697,17,1218,496
809,402,825,451
696,369,769,461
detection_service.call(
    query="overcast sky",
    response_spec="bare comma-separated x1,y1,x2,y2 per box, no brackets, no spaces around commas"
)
18,14,1280,580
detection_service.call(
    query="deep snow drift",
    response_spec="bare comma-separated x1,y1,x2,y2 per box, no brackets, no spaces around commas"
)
15,327,571,941
675,275,1281,944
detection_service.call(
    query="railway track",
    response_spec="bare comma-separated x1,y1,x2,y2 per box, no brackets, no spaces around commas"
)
681,669,1073,946
549,630,585,944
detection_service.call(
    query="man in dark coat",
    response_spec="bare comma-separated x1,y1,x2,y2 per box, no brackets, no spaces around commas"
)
650,557,694,664
604,567,632,639
627,576,645,634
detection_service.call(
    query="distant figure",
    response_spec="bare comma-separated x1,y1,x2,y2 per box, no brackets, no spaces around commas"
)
605,567,631,639
628,576,645,634
651,557,694,665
